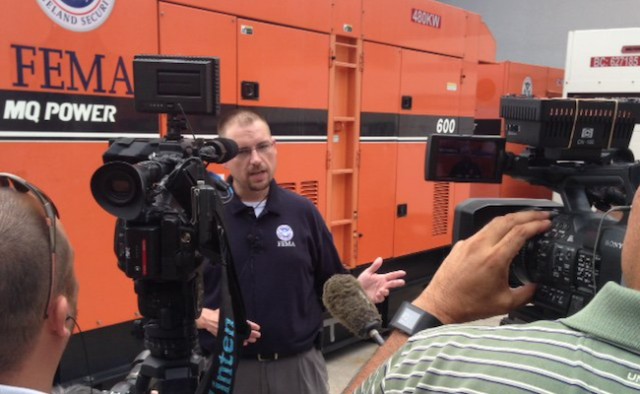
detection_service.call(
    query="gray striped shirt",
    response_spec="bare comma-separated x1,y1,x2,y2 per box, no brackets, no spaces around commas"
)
355,282,640,393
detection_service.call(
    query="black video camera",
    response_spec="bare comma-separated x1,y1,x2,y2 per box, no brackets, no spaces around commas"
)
90,55,240,393
426,96,640,322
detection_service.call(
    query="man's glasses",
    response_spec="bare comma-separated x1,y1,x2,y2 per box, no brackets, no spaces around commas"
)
0,173,59,319
235,140,275,160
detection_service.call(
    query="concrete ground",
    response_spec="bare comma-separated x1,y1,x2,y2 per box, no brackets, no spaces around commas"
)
325,315,505,393
326,340,378,394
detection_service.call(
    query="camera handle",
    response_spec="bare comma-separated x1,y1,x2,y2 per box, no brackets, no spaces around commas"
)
505,152,640,214
561,174,634,213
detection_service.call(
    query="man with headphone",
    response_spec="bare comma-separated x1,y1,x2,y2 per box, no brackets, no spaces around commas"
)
0,174,79,394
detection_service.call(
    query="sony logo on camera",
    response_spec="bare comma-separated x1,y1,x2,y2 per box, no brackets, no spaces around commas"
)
604,239,624,250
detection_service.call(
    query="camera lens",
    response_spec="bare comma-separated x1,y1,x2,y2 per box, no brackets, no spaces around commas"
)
103,171,136,206
91,162,147,220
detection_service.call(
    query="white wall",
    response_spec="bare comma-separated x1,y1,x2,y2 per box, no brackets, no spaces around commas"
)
439,0,640,68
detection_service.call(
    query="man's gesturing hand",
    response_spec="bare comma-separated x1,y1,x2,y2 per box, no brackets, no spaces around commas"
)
357,257,407,304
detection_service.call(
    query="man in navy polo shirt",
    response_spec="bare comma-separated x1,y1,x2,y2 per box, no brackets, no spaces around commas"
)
196,109,407,393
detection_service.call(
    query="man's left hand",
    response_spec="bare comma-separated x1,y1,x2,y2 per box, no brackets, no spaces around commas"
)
357,257,406,303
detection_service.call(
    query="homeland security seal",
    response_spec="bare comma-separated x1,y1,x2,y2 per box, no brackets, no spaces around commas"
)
37,0,116,32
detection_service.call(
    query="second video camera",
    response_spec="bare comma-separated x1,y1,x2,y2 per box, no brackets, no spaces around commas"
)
426,96,640,322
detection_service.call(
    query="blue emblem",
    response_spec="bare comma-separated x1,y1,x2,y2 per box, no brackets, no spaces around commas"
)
276,225,294,241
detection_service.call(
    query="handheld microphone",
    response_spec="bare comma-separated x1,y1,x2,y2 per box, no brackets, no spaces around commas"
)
322,274,385,346
200,137,238,163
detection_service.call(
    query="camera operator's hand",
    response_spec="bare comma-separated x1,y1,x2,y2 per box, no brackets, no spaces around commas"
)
197,308,261,346
415,210,552,324
341,210,553,394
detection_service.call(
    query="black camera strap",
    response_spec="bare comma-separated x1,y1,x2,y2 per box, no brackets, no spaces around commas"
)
196,186,249,394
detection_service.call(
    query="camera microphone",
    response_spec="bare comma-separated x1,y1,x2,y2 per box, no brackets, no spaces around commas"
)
201,137,239,163
322,274,385,346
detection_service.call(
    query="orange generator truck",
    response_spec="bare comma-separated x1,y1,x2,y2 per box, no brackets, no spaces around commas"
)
0,0,561,385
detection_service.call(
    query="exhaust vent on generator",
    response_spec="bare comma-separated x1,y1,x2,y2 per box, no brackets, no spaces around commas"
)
432,182,450,236
277,180,319,207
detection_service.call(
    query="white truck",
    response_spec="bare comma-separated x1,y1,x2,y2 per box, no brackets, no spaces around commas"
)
563,28,640,154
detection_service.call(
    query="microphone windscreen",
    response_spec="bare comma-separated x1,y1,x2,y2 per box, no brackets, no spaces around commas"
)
204,137,238,163
322,274,382,339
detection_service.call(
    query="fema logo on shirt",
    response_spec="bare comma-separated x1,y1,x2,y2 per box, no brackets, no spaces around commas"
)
37,0,116,32
276,225,296,247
